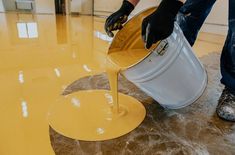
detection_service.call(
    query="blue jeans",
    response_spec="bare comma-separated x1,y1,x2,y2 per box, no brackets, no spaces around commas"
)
176,0,235,91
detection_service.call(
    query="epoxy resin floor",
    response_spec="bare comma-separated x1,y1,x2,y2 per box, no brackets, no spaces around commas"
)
0,13,234,155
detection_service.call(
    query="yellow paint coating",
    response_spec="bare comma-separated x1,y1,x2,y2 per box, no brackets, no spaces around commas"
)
47,8,159,142
47,47,148,141
0,14,109,154
0,11,147,148
106,64,120,113
48,10,152,141
48,90,146,141
48,56,147,141
107,49,149,69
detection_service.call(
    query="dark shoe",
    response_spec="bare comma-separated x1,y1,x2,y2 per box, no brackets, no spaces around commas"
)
216,87,235,122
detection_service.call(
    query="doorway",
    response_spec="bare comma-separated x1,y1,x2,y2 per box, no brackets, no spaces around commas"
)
55,0,66,14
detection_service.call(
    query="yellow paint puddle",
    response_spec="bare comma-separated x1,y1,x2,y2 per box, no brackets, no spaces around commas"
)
46,9,154,141
48,48,147,141
47,90,145,141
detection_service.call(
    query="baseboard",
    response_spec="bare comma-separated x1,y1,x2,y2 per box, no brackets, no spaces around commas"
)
201,23,228,36
70,12,80,16
94,10,112,17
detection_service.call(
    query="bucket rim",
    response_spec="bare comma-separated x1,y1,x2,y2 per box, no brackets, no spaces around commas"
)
120,23,182,73
123,44,182,83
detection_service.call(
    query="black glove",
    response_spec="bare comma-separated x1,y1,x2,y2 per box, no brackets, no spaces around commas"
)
142,0,183,49
105,0,134,37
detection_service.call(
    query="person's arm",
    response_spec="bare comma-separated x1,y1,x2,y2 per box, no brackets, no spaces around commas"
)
178,0,186,3
128,0,140,6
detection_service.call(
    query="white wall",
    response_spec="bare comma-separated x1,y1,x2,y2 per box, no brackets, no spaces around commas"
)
35,0,55,14
206,0,228,25
2,0,15,11
201,0,228,35
70,0,82,13
70,0,92,15
0,0,4,12
94,0,159,16
94,0,122,16
94,0,228,35
81,0,92,15
132,0,228,35
65,0,71,15
0,0,228,35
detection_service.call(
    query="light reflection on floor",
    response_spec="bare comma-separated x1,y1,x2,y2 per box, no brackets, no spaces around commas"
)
0,13,110,155
0,13,231,155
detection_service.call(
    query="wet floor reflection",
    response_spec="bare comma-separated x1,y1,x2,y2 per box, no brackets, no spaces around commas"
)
0,14,109,154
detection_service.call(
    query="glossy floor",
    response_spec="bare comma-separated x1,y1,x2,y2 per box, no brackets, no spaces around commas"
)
0,13,109,155
0,13,234,155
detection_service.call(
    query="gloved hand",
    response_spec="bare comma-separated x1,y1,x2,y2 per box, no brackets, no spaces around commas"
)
142,0,183,49
105,0,134,37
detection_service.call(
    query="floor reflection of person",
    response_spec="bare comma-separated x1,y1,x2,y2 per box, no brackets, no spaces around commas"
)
105,0,235,122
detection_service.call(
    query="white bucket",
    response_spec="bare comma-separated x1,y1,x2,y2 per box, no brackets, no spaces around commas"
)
122,23,207,109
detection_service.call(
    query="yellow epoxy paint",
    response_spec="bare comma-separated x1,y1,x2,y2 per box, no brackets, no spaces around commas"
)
48,32,149,142
0,14,109,154
48,67,147,141
47,9,151,141
48,90,145,141
107,49,149,69
106,64,120,113
0,12,147,152
47,51,147,141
